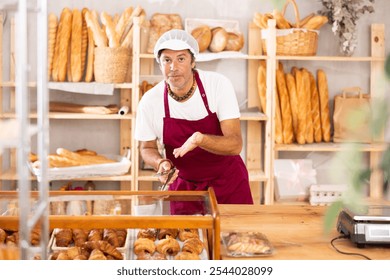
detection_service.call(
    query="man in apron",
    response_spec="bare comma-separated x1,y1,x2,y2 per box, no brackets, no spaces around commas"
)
135,29,253,214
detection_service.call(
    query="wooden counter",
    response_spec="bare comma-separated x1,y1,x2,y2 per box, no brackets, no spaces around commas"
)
219,204,390,260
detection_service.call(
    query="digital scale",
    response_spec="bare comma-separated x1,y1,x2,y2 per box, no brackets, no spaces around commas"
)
337,205,390,248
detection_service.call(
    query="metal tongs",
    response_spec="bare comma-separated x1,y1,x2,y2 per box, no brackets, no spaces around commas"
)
159,167,176,191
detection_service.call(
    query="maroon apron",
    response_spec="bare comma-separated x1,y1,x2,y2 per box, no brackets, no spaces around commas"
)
163,71,253,214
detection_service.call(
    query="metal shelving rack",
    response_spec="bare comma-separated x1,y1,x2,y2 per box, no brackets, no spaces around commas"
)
0,0,49,259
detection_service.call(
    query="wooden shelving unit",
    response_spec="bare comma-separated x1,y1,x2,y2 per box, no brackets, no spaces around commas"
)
248,20,387,204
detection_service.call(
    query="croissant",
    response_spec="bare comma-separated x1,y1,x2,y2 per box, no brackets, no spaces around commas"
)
0,228,6,243
6,231,19,245
157,228,178,240
56,251,71,260
88,229,103,241
85,240,123,260
72,228,88,247
89,249,107,260
175,251,201,260
103,228,119,247
133,237,156,255
66,246,82,259
116,229,127,247
156,236,180,256
137,228,158,241
55,228,73,247
182,237,204,255
178,228,199,242
73,254,88,260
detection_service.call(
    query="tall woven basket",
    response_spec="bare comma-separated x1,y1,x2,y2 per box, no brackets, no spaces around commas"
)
94,47,130,83
261,0,319,56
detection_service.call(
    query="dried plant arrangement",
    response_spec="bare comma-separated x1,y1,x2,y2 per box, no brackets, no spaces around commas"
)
319,0,375,56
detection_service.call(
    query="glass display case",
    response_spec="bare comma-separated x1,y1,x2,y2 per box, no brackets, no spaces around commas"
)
0,188,220,260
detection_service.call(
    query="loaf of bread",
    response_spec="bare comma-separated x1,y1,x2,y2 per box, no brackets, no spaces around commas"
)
285,73,299,140
101,12,119,48
47,13,58,80
120,5,143,45
272,9,291,29
80,8,89,81
191,25,212,52
209,27,228,52
302,15,328,30
84,10,107,47
308,71,322,143
85,25,95,82
115,6,133,41
224,32,244,51
294,69,306,144
257,60,267,113
317,69,331,142
70,8,82,82
276,68,294,144
52,8,73,82
302,69,314,144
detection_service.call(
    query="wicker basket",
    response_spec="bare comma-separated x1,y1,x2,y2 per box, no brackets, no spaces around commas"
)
261,0,319,56
94,47,130,83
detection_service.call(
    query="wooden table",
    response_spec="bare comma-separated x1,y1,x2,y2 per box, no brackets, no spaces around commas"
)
219,204,390,260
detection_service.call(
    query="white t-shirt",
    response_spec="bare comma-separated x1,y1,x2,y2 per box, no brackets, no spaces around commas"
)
134,69,240,144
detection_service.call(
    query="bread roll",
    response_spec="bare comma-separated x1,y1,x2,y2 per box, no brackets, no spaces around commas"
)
70,8,83,82
209,27,228,52
285,73,299,140
191,25,211,52
276,68,294,144
224,32,244,51
302,69,313,144
294,69,306,144
257,60,267,113
317,69,331,142
308,71,322,143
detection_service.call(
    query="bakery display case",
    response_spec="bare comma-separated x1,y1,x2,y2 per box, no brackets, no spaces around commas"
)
0,188,221,260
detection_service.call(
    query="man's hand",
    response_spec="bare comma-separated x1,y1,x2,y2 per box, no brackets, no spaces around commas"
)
173,132,202,158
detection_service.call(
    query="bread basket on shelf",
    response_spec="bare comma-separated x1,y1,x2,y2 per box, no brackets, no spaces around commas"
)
94,47,130,83
261,0,319,56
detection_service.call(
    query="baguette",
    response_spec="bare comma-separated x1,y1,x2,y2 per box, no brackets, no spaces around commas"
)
272,9,291,29
317,69,331,142
115,6,133,40
294,69,306,144
302,68,314,144
84,10,107,47
302,15,328,30
308,71,322,143
275,87,284,144
85,26,95,82
52,8,73,82
70,8,83,82
120,5,143,44
285,73,299,140
80,8,89,81
253,12,267,29
276,68,294,144
47,13,58,80
297,12,315,27
101,12,120,47
257,60,267,113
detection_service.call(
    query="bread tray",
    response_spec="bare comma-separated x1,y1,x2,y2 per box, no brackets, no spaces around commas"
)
221,231,274,257
30,154,131,181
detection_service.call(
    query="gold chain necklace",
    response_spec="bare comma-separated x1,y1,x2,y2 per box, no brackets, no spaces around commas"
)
167,74,196,102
